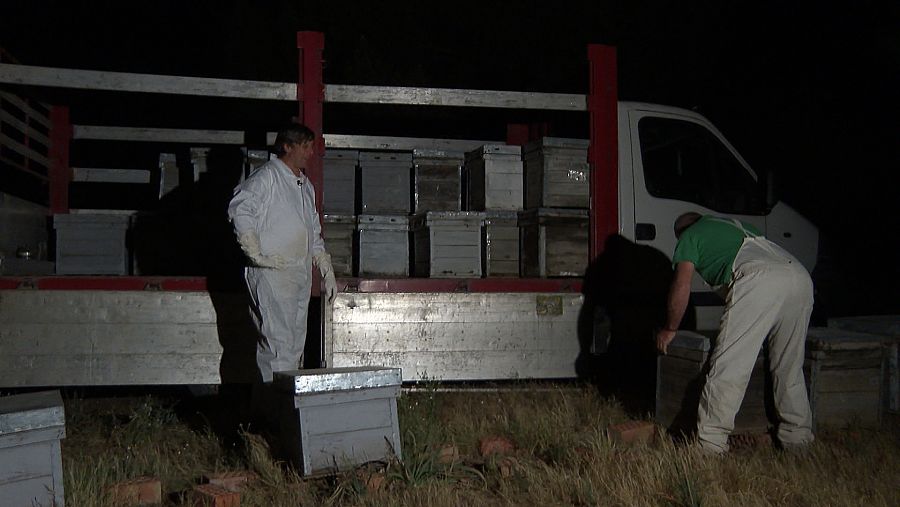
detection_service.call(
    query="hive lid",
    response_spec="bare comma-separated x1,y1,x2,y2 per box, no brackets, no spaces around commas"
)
0,390,65,436
806,327,887,351
359,151,413,164
274,367,402,394
324,149,360,160
666,331,712,352
827,315,900,338
465,144,521,159
524,137,590,153
323,214,357,225
413,148,465,161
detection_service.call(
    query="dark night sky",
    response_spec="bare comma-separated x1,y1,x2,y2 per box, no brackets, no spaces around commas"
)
1,0,898,315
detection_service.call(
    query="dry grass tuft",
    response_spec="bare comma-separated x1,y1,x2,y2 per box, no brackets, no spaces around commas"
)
60,385,900,506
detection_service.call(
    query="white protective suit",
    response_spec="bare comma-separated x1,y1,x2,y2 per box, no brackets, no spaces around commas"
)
228,157,336,382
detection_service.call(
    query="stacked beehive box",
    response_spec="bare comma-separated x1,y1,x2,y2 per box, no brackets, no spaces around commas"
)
805,327,887,429
0,390,66,506
656,331,771,435
322,150,359,277
827,315,900,414
465,144,524,277
520,137,590,277
274,367,402,476
410,149,484,278
358,152,413,277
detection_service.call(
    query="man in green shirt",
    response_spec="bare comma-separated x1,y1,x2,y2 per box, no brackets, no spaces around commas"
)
657,212,814,454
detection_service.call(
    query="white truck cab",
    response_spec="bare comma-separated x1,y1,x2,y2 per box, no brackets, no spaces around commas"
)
617,102,818,329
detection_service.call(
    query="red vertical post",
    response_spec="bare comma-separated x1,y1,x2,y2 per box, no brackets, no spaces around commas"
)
297,31,325,296
587,44,618,261
297,32,325,209
48,106,71,214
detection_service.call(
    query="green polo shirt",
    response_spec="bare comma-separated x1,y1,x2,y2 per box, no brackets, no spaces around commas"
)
672,216,761,287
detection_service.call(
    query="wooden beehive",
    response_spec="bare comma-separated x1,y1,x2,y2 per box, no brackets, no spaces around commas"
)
519,208,588,277
359,152,412,214
357,215,411,277
274,367,402,476
805,327,885,429
323,149,358,215
482,210,519,277
0,390,66,507
413,149,463,213
412,211,484,278
523,137,590,209
656,331,771,435
322,214,356,277
827,315,899,414
53,212,131,275
465,144,523,211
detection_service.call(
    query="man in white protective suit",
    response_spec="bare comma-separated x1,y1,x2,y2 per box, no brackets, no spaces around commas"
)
656,212,815,454
228,123,337,383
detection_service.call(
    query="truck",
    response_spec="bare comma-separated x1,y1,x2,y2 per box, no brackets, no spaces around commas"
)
0,33,817,386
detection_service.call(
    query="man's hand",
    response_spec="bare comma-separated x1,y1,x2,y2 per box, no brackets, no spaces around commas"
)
323,271,337,304
657,329,677,355
314,252,338,304
237,232,287,269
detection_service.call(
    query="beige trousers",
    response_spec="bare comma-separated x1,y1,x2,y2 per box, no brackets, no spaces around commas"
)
697,237,815,452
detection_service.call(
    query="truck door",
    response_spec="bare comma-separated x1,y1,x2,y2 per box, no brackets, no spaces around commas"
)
628,109,769,329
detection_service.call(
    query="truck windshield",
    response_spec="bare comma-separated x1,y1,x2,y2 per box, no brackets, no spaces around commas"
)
638,117,766,215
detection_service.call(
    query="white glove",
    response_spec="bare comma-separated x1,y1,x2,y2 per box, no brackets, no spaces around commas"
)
237,232,287,269
315,252,338,304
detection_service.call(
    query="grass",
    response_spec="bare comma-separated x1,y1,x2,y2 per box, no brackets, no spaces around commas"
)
57,384,900,506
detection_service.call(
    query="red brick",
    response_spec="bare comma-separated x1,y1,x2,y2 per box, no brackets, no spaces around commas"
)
608,420,656,445
193,484,240,507
107,476,162,506
437,444,459,464
203,470,258,492
365,472,386,493
479,436,515,457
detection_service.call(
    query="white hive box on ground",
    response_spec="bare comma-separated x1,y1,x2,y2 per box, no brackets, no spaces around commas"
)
323,215,356,277
323,149,358,215
519,208,589,277
412,211,484,278
805,327,886,429
0,390,66,507
357,215,411,277
413,149,463,213
465,144,523,211
273,367,402,476
53,211,132,275
827,315,900,414
359,152,412,214
524,137,590,209
482,211,519,277
655,331,771,435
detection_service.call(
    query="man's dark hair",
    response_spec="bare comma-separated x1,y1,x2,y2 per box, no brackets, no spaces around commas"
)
272,123,314,156
674,212,702,238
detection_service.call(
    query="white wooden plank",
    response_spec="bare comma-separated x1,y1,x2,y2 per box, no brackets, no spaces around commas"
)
0,154,48,180
321,134,499,152
0,63,296,100
0,133,51,166
0,91,51,128
331,350,578,381
72,125,244,144
0,109,50,145
0,323,225,355
71,167,151,183
0,354,223,385
326,84,586,111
